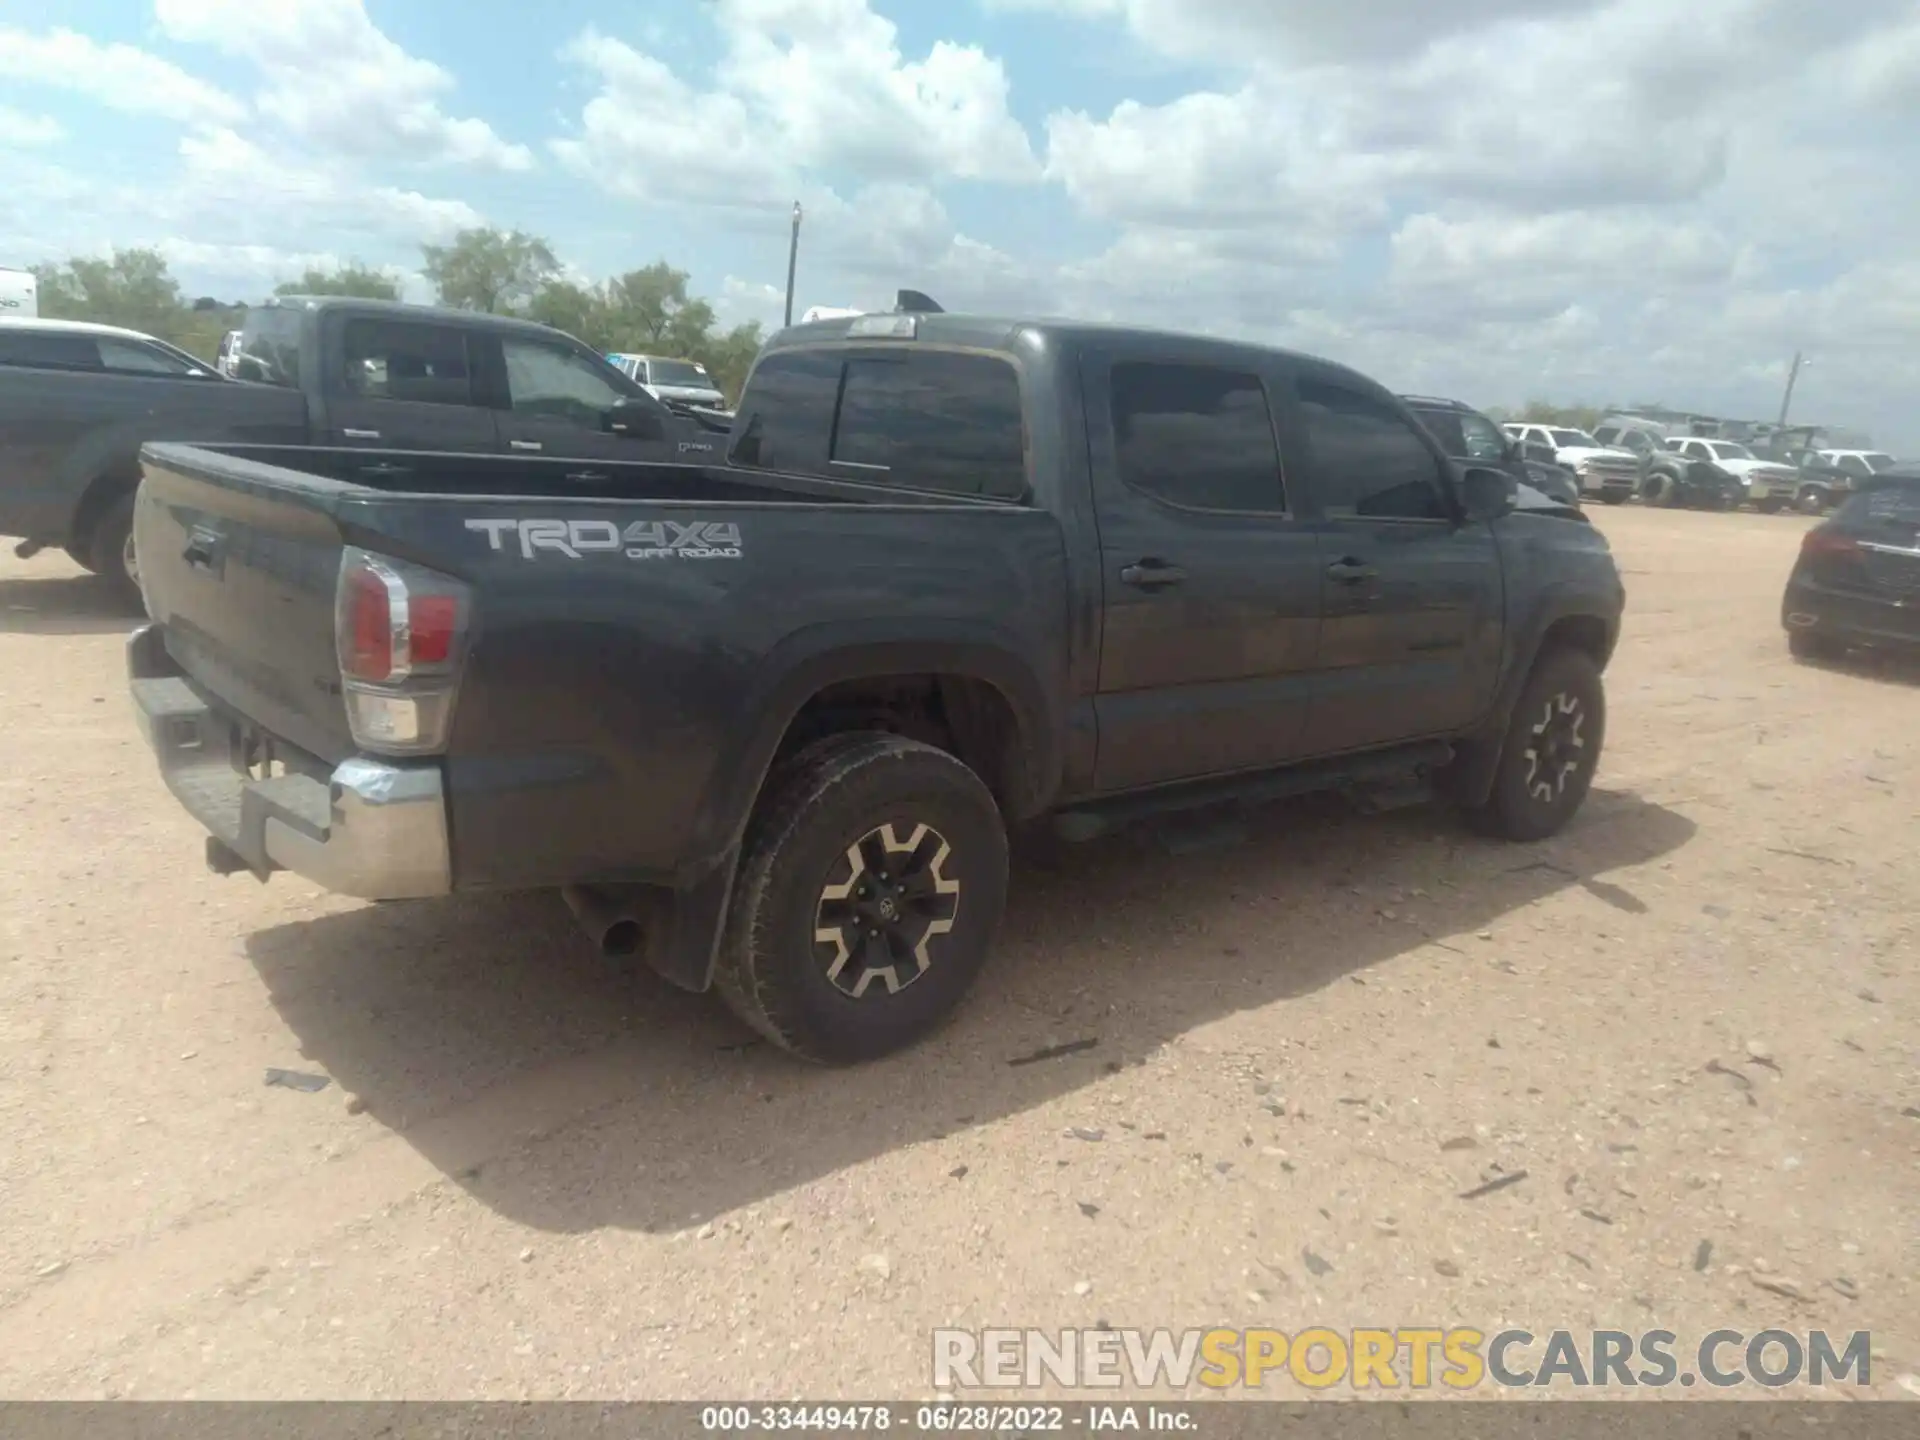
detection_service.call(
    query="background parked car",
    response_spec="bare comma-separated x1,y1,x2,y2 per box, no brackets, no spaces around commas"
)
1593,420,1742,509
1782,469,1920,661
1502,423,1638,504
0,299,701,606
1664,437,1804,512
606,352,729,414
1401,394,1581,508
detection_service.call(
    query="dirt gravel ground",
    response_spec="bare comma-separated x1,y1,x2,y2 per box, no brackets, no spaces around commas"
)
0,505,1914,1402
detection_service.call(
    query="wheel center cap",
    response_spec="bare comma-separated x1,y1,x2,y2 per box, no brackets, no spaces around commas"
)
877,896,899,922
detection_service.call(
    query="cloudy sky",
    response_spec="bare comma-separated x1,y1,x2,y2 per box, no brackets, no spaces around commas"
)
3,0,1917,447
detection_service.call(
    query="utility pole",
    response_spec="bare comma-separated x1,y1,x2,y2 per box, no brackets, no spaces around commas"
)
1776,351,1807,428
783,201,802,329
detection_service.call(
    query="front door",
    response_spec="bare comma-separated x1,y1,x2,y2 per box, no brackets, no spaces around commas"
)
1084,349,1325,793
1289,371,1504,756
325,315,500,452
489,334,677,463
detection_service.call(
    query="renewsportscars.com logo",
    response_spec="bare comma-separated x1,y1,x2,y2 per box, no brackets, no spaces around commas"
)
931,1327,1874,1392
465,517,742,560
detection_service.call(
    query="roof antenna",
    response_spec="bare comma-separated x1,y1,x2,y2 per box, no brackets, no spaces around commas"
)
895,289,944,314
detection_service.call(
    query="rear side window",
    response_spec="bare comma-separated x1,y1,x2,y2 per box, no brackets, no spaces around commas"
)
1110,361,1285,512
1839,485,1920,527
829,352,1026,499
729,349,843,472
0,331,104,370
1298,378,1451,521
97,337,204,376
235,309,302,388
340,318,474,407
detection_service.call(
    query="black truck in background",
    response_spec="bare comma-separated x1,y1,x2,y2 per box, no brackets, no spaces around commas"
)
0,297,711,605
127,301,1626,1065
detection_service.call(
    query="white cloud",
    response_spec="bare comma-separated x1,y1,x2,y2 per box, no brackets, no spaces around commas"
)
554,0,1038,203
0,107,67,148
153,0,531,171
718,276,788,329
986,0,1604,65
0,25,244,125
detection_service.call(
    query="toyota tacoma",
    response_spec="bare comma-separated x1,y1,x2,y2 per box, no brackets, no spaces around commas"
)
126,297,1627,1064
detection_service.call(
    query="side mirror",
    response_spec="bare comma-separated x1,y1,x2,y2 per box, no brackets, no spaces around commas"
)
1459,465,1519,521
607,396,666,441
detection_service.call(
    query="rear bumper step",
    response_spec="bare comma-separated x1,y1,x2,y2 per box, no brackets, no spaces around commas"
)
127,625,452,901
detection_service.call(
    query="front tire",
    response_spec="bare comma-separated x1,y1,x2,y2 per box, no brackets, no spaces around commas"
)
714,732,1009,1064
1470,648,1606,842
1755,497,1785,515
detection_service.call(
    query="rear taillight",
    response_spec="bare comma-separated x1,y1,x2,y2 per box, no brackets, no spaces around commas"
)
334,548,471,755
1801,528,1861,560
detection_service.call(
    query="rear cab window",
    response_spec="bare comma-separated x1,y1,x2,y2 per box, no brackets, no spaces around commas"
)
733,346,1029,501
234,308,304,388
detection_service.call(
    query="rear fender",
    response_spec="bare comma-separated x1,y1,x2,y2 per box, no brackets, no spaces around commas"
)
646,624,1060,992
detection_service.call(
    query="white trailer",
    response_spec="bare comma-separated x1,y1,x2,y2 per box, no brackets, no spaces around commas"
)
0,267,38,318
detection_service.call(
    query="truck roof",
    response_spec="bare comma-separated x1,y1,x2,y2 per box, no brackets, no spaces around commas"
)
762,309,1390,392
262,294,579,342
0,316,162,342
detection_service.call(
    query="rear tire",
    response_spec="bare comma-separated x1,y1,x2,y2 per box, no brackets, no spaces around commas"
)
1468,648,1606,843
63,542,101,574
714,732,1009,1064
1641,474,1673,507
1788,630,1842,662
87,491,144,613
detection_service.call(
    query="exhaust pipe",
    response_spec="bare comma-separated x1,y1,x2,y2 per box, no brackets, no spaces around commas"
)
562,884,645,958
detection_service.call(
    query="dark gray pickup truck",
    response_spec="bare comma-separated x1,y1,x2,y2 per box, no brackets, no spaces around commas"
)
1,298,707,605
127,301,1626,1063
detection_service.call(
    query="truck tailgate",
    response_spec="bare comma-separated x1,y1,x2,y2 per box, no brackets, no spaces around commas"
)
134,443,361,762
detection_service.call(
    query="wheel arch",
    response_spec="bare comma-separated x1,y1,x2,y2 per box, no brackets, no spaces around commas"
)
645,626,1061,994
1447,596,1619,809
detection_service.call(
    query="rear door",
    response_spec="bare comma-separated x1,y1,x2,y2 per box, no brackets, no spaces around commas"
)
1082,347,1324,792
324,314,499,452
1287,368,1504,757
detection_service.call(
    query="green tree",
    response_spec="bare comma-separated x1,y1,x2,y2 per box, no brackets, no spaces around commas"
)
1519,400,1607,433
527,279,615,352
420,227,558,314
689,321,764,405
33,248,184,337
603,262,716,352
275,261,400,301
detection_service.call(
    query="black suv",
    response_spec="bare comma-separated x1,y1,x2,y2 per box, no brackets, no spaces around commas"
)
1401,395,1581,508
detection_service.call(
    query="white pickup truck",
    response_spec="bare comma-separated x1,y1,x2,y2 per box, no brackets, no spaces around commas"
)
1502,424,1639,505
1662,438,1804,511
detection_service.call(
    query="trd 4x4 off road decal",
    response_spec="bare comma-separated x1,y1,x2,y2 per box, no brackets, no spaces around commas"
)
465,518,743,560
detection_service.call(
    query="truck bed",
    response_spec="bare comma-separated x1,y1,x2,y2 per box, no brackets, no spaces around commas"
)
132,441,1072,894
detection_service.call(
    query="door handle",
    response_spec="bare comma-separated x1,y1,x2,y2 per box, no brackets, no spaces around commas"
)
1326,558,1379,584
565,470,611,485
342,428,380,440
509,439,543,452
1119,559,1187,589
